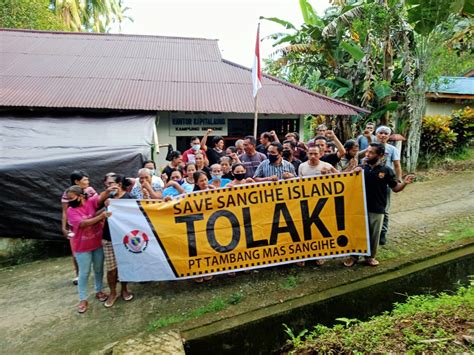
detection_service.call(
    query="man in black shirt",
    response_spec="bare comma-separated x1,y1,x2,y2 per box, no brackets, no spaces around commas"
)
345,143,415,267
312,130,346,167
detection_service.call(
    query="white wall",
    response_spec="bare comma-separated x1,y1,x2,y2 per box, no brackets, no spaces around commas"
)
153,111,303,170
425,101,466,116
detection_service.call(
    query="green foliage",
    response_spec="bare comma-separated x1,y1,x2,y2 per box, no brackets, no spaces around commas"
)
451,107,474,150
283,324,308,348
0,0,68,31
51,0,129,32
420,114,458,163
284,282,474,353
147,291,245,331
420,107,473,166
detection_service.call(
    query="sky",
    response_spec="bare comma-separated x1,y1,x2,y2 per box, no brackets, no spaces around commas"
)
113,0,330,67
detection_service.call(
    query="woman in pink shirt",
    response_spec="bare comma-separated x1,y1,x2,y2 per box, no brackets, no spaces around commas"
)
61,170,97,285
66,185,110,313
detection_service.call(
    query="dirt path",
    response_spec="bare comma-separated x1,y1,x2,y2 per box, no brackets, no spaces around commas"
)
1,167,473,354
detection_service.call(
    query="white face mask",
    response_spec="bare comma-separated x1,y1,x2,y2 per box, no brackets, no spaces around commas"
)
211,173,222,180
149,169,156,176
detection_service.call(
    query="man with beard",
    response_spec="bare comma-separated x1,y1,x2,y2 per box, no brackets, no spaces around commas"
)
282,140,302,175
344,143,414,267
374,126,401,245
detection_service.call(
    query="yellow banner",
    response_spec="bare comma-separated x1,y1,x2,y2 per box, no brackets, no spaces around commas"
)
138,172,369,278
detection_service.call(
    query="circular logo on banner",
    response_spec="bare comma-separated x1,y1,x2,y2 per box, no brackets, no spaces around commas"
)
123,230,149,253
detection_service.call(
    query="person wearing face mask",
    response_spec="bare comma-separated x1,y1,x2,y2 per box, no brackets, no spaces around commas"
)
253,142,296,182
209,163,232,188
344,143,415,267
182,136,208,164
282,140,302,175
61,170,98,285
66,185,113,313
226,163,255,187
162,170,193,198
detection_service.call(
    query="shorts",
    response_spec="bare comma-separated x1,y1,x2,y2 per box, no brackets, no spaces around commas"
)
102,240,117,272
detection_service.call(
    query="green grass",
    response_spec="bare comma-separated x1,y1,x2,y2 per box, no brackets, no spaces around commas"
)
283,280,474,354
147,291,244,331
440,225,474,244
281,275,298,290
418,146,474,169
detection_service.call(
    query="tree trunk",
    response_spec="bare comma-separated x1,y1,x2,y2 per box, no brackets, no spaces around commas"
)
380,0,394,126
405,78,426,172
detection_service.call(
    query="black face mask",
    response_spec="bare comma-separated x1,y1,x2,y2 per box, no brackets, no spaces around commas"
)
268,154,278,164
68,198,81,208
282,150,292,159
234,173,246,181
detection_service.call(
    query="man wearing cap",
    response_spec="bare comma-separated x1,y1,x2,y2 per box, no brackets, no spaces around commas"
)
374,125,401,245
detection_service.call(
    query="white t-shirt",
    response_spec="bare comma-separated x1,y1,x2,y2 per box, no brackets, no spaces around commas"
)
298,160,334,177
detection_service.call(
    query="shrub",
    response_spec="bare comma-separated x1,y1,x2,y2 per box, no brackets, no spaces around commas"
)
420,114,457,162
451,106,474,150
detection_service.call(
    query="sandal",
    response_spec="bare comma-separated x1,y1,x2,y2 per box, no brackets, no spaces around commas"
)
95,291,109,302
343,257,358,267
203,275,213,282
227,272,237,278
122,292,134,302
104,294,119,308
194,277,204,283
77,300,88,314
296,261,305,267
315,259,325,266
365,258,379,267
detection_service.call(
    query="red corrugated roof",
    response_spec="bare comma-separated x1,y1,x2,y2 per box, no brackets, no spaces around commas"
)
0,29,368,115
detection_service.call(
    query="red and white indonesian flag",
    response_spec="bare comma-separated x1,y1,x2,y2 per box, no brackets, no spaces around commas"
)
252,23,262,97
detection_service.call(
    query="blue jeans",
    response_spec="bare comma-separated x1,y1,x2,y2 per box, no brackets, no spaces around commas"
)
75,247,104,301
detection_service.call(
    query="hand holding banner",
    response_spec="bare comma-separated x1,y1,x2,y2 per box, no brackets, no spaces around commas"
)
109,173,369,281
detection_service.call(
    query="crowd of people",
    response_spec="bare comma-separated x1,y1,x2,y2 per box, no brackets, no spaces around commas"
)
62,123,414,313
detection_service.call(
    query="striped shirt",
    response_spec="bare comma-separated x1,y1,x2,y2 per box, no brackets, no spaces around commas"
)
253,159,296,179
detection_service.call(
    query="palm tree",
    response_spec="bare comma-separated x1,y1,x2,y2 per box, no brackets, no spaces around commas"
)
51,0,127,32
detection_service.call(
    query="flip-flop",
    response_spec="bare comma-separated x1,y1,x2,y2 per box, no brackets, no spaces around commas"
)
315,259,325,266
104,295,119,308
122,292,134,301
95,292,109,302
77,301,88,314
365,258,379,267
203,275,213,282
343,257,357,267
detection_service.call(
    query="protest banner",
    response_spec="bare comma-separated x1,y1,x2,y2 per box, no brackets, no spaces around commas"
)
108,172,370,281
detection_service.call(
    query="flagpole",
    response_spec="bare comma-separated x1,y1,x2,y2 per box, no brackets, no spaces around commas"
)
252,22,262,139
253,93,258,138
